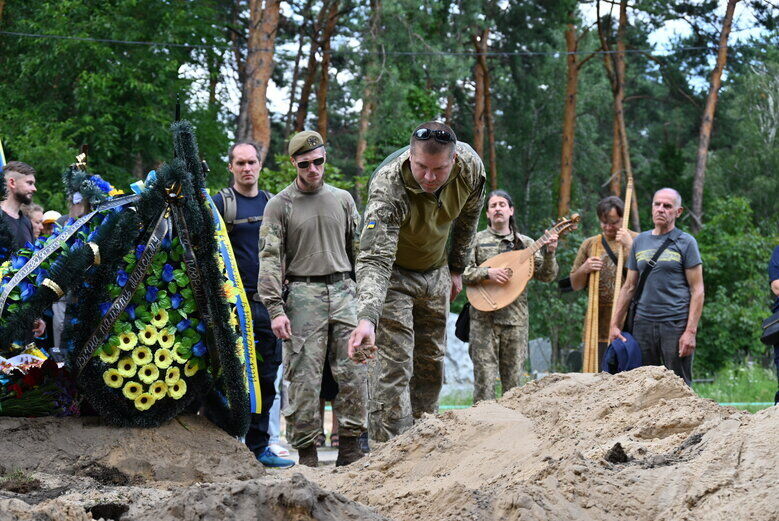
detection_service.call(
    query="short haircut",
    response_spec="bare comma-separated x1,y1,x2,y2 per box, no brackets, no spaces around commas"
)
654,187,683,208
409,121,457,157
3,161,36,179
596,196,625,220
228,141,262,164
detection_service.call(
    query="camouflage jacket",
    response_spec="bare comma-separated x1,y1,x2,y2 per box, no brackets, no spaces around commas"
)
462,227,558,325
356,142,486,325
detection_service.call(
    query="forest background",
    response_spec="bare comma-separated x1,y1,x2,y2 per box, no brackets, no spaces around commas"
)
0,0,777,376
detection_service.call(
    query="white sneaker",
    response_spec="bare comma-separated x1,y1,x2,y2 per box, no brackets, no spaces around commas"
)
268,443,290,457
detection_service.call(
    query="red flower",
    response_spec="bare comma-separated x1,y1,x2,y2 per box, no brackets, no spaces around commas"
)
8,384,23,398
22,370,43,388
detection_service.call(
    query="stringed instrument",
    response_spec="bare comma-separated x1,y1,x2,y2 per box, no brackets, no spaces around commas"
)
467,215,580,312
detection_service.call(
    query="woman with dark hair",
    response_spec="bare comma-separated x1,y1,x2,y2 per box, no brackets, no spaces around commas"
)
462,190,559,402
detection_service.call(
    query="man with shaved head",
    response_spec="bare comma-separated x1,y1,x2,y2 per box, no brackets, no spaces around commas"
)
609,188,704,385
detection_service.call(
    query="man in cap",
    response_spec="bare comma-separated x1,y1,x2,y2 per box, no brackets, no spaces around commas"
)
258,130,367,467
348,121,486,441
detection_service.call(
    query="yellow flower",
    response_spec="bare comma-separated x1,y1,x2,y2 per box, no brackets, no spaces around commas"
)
118,331,138,351
132,345,153,366
171,343,189,364
157,330,175,349
221,280,239,303
167,379,187,400
154,348,173,369
103,369,123,389
122,381,143,400
134,393,156,411
151,309,169,329
117,357,137,378
149,380,167,399
138,363,160,384
139,325,159,346
99,345,120,364
228,307,239,328
184,359,199,377
165,367,181,386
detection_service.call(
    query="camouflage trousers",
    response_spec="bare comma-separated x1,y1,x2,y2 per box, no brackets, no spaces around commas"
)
283,278,367,449
468,309,528,403
369,265,449,442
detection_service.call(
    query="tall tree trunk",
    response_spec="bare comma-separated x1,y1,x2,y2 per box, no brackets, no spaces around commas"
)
472,30,487,159
245,0,281,162
610,117,622,195
691,0,738,233
207,50,221,108
295,3,330,132
316,0,340,138
474,29,497,191
0,1,6,24
444,88,454,126
230,1,250,140
285,26,307,138
558,24,578,218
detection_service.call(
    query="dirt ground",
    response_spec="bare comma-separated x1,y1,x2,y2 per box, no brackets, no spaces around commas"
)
1,366,777,520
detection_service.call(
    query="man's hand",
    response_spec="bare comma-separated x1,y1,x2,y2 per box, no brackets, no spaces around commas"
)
616,229,634,250
581,256,604,274
487,267,512,285
608,324,626,344
543,232,559,253
32,319,46,338
450,272,463,302
348,319,376,363
678,330,696,357
271,315,292,340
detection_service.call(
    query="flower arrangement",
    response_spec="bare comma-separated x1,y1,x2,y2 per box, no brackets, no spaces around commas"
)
0,357,78,417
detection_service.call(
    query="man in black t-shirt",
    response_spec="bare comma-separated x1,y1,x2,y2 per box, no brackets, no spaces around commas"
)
213,141,293,468
1,161,37,250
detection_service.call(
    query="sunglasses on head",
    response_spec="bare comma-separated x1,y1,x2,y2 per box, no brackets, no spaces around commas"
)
295,157,326,169
414,128,455,144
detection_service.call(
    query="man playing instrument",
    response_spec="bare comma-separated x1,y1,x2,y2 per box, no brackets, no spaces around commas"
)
569,196,637,370
462,190,558,402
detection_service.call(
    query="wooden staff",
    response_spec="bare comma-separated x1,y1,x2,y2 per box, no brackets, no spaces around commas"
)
611,173,634,323
583,236,602,373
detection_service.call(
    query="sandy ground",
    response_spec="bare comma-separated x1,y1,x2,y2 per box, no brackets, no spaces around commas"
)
1,366,777,520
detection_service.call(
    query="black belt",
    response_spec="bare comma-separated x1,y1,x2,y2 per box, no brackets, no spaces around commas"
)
287,272,350,284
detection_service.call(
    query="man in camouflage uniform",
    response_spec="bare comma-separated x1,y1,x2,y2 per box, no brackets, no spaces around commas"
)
462,190,558,403
258,131,367,467
348,122,486,442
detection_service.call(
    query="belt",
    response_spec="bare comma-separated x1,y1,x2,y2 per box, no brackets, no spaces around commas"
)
287,272,351,284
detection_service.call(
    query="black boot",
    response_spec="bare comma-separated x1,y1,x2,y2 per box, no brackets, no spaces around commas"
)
336,436,364,467
297,444,318,468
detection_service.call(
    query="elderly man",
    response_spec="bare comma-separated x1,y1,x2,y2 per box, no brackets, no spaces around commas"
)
349,122,486,441
609,188,704,385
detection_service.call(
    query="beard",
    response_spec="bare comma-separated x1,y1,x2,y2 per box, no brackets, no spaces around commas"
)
15,192,33,205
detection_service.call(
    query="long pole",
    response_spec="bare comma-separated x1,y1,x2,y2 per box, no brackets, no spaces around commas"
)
611,174,633,322
584,238,602,373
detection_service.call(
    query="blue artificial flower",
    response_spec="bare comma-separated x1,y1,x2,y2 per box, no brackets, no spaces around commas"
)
126,303,137,320
70,239,84,252
99,302,112,316
145,286,159,303
171,293,183,309
176,319,191,332
19,281,35,302
92,176,112,193
11,255,28,270
135,244,145,259
116,269,129,287
162,236,172,251
192,341,207,357
35,268,48,286
161,264,174,283
70,317,80,326
196,320,206,334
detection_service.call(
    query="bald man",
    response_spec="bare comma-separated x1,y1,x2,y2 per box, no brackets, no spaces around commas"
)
609,188,704,385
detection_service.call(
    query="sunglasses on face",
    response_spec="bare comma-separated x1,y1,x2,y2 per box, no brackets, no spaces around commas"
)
295,157,326,169
414,128,455,144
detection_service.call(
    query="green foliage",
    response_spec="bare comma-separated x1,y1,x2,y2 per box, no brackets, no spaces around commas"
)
694,363,777,412
252,155,352,196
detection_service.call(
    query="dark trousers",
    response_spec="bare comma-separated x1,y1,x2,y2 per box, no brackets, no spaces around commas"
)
244,300,282,457
632,318,692,386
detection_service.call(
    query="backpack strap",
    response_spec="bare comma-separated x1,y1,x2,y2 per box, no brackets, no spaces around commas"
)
220,188,272,232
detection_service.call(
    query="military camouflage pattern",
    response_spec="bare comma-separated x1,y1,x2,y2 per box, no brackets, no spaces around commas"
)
468,317,527,402
356,142,485,326
369,265,449,442
282,278,367,449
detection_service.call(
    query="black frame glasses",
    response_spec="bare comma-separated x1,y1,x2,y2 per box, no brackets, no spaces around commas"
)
413,128,455,144
295,157,326,169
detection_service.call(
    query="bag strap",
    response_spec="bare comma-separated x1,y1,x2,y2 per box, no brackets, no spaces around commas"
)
632,235,674,306
601,235,618,266
218,187,237,231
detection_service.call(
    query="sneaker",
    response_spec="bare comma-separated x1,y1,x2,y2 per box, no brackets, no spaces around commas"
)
268,443,290,457
257,447,295,468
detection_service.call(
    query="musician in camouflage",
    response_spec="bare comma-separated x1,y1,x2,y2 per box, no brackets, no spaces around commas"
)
463,190,559,402
348,122,486,442
258,130,367,467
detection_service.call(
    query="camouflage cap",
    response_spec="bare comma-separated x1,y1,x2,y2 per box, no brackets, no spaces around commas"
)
288,130,325,157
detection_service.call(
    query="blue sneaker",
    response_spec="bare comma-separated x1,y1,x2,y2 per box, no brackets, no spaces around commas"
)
257,447,295,468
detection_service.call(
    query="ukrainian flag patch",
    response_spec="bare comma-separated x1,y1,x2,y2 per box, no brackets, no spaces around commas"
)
367,220,376,229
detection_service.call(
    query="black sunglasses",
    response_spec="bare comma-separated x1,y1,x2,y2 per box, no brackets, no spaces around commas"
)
295,157,326,169
414,128,455,144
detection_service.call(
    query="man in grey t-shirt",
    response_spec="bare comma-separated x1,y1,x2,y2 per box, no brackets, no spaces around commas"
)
609,188,704,385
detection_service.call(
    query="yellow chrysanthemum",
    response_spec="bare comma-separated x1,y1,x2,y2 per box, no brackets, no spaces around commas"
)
171,343,188,364
118,331,138,351
103,368,123,389
99,345,120,364
138,363,160,385
151,309,169,329
228,307,239,327
221,280,239,303
154,348,173,369
149,380,167,399
117,357,137,378
139,325,158,346
134,393,156,411
165,366,181,386
167,379,187,400
122,381,143,400
132,345,153,366
184,359,199,377
157,330,175,349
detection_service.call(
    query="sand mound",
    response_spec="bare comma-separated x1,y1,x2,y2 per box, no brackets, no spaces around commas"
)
325,366,779,521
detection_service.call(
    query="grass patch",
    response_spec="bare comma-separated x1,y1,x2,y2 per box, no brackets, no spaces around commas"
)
0,469,42,494
694,363,777,412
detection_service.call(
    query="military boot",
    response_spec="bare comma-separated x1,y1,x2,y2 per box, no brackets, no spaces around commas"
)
297,444,318,468
335,436,364,467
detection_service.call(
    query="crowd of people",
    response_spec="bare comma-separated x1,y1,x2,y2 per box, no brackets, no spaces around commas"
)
2,120,776,470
